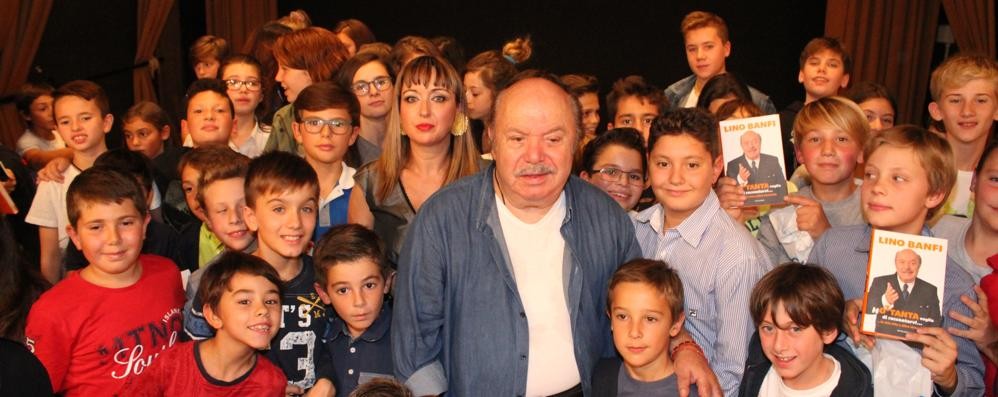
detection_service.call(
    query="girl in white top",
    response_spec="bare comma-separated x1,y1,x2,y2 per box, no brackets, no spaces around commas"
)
220,55,270,158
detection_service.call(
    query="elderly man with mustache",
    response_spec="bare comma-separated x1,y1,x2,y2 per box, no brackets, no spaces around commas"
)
392,72,721,397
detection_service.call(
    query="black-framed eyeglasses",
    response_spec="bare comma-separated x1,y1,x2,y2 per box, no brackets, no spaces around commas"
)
301,118,352,135
224,79,262,92
591,167,645,185
351,77,392,96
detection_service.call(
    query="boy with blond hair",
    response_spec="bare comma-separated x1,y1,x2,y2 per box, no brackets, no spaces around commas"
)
757,96,869,264
25,80,113,282
25,167,185,396
927,54,998,218
664,11,777,114
809,126,984,395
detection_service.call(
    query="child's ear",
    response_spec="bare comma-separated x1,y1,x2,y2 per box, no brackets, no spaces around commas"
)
821,328,838,344
927,102,945,121
181,119,190,139
722,40,732,58
101,114,114,133
925,189,947,210
606,122,615,131
141,212,152,239
798,70,805,84
711,155,724,184
314,282,332,305
670,312,686,337
204,304,224,330
384,271,396,294
66,224,83,250
242,205,259,232
292,122,303,144
840,74,851,89
160,125,171,141
794,145,804,167
579,170,591,181
349,125,360,146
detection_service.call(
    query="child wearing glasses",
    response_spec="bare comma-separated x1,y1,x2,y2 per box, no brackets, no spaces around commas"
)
579,128,647,213
221,54,271,158
292,81,361,242
335,51,396,167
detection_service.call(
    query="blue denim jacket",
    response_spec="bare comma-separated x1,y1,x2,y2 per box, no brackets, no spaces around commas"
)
392,165,642,396
663,74,779,115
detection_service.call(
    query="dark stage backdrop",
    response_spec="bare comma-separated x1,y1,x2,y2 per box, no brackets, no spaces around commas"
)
280,0,826,111
26,0,825,137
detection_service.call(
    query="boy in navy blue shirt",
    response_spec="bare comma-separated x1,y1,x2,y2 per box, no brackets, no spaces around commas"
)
313,224,394,397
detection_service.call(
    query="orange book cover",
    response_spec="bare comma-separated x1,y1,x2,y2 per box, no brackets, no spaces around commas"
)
860,229,948,340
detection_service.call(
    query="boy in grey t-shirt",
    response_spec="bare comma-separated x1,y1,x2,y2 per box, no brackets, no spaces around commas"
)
591,259,698,397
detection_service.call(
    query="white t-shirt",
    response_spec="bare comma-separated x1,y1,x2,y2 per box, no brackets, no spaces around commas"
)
683,87,701,108
16,129,65,156
184,122,270,158
496,192,580,396
231,122,271,158
759,354,841,397
25,165,82,250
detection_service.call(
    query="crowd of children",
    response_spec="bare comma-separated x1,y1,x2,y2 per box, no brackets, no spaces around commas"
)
1,7,996,397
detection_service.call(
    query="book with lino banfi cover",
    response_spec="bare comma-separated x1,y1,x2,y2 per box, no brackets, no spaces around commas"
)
860,229,947,340
719,114,788,206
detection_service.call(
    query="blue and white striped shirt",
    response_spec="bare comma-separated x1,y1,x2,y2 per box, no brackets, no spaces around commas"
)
633,191,773,396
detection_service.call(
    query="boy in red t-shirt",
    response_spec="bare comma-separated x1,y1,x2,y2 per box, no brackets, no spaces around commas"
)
120,251,286,395
24,167,185,396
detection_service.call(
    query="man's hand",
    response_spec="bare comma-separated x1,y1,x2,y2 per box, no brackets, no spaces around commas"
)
949,286,998,363
884,283,899,306
738,163,750,183
673,347,721,397
845,298,876,349
906,327,959,394
785,195,831,240
37,156,70,183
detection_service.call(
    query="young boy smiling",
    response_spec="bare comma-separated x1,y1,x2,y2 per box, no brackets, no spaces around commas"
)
120,251,287,395
243,151,334,395
633,108,772,395
757,97,869,263
26,80,113,282
25,167,185,396
809,126,985,395
741,264,872,396
927,54,998,218
314,224,394,397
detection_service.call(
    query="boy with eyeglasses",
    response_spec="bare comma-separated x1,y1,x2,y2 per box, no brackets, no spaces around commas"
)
292,81,361,242
579,128,647,213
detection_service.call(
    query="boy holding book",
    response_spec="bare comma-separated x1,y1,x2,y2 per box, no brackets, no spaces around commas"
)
633,107,772,394
809,126,984,395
